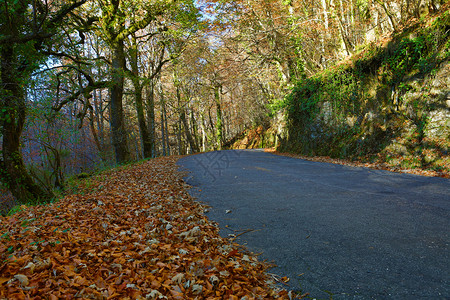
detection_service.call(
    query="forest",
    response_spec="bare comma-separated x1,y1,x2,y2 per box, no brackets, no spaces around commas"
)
1,0,449,210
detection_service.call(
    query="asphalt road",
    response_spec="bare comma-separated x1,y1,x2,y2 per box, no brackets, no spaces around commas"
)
178,150,450,299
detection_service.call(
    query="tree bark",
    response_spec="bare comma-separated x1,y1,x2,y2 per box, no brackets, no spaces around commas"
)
214,85,223,150
130,38,154,159
177,87,199,153
110,39,131,163
89,106,103,154
0,45,52,203
146,82,156,157
159,82,169,156
164,101,171,156
134,81,153,158
190,109,200,151
330,0,353,56
175,120,184,155
375,0,398,32
200,112,207,152
161,105,167,156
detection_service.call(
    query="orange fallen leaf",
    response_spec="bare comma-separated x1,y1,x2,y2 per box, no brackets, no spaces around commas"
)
0,277,10,285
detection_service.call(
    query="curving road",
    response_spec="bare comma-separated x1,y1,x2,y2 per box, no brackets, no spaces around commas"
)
178,150,450,299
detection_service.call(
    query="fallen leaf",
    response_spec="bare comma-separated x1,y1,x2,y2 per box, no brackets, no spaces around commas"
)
14,274,29,286
192,284,203,294
22,262,36,273
209,275,219,286
172,273,184,284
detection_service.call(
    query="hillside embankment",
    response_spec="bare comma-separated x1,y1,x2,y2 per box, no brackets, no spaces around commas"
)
229,9,450,177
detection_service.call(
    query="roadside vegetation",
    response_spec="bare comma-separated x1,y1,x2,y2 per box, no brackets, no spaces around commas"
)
230,7,450,177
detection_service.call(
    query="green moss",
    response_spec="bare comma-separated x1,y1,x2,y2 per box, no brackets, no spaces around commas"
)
279,12,450,172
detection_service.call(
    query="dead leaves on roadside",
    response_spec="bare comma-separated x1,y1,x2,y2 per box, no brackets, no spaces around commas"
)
267,149,449,178
0,156,298,299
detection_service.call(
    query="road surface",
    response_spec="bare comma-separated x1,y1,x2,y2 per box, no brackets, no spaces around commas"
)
178,150,450,299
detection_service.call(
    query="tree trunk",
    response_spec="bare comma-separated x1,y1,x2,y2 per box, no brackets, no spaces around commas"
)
89,106,103,154
201,112,207,152
110,40,131,164
331,0,353,56
94,89,105,148
214,85,223,150
176,121,184,155
134,83,154,158
146,82,156,157
130,39,153,159
161,105,167,156
159,83,169,156
375,0,398,32
320,0,329,66
164,103,171,156
0,46,52,203
176,86,199,153
181,107,199,153
190,109,200,151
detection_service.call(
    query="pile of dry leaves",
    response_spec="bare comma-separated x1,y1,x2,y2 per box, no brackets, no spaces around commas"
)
0,156,297,299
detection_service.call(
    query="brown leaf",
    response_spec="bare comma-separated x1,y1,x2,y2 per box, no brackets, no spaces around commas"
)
14,274,29,286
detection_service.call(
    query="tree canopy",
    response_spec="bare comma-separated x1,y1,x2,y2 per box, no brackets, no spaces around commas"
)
1,0,448,204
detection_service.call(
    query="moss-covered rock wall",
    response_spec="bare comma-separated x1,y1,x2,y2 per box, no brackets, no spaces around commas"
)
278,11,450,172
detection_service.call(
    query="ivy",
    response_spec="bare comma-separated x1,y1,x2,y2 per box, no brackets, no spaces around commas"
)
280,11,450,162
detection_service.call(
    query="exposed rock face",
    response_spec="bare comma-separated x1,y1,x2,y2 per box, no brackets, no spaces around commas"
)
424,61,450,139
379,60,449,169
